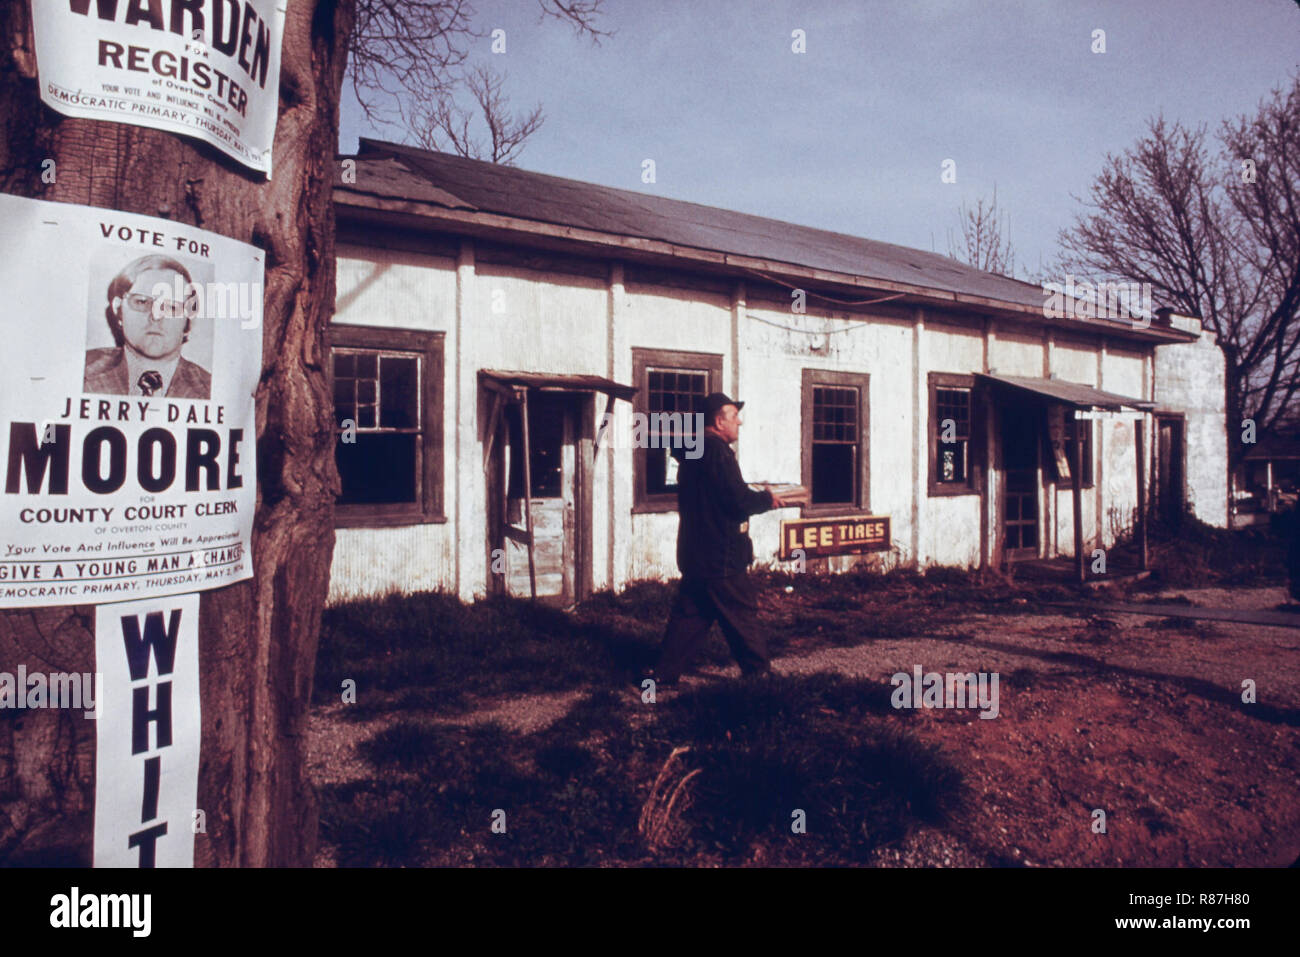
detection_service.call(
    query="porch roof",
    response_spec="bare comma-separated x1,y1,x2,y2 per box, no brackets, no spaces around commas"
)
976,373,1155,410
479,369,637,401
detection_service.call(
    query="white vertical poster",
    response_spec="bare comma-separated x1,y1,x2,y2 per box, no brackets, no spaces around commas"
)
93,592,201,868
31,0,286,175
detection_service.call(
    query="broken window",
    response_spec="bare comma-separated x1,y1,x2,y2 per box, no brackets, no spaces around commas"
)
928,373,979,495
329,325,444,527
334,349,420,504
936,387,971,484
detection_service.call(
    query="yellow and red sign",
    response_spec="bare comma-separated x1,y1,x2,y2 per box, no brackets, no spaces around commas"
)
779,515,891,560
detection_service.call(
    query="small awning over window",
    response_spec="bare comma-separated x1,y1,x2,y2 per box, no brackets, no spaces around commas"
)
975,373,1154,411
479,369,637,401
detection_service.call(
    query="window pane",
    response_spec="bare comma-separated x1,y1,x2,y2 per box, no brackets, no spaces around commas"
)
333,379,353,407
936,388,971,440
379,356,419,429
527,394,564,498
336,433,418,504
646,447,670,494
811,443,855,504
649,371,706,411
939,438,968,483
813,387,857,442
646,366,708,492
334,353,355,377
356,353,378,378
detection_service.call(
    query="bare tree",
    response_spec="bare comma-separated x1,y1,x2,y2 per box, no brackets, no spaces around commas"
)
948,186,1016,276
350,0,609,159
411,63,544,165
1056,76,1300,470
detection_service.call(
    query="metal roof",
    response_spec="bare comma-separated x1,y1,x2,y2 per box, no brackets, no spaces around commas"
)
479,370,637,400
336,140,1197,343
976,374,1154,410
1243,434,1300,461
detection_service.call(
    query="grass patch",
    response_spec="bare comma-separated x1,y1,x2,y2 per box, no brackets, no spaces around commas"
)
645,674,963,864
315,560,1109,717
318,673,964,866
1141,514,1286,589
314,591,656,712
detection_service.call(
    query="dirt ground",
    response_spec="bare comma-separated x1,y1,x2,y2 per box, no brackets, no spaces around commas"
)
308,583,1300,867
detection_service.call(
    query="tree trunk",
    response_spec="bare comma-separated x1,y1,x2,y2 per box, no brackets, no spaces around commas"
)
0,0,352,867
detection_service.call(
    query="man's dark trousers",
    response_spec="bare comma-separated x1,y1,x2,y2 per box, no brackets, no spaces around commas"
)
656,574,769,682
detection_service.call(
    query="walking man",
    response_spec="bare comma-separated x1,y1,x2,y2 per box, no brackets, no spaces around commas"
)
653,392,788,684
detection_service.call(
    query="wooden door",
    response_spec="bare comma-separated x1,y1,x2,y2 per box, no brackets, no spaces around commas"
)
1001,405,1041,560
1155,416,1185,527
497,392,578,604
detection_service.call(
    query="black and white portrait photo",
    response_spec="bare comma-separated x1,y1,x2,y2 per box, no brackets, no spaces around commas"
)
83,252,214,400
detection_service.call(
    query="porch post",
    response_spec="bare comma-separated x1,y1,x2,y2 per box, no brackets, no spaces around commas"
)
518,386,538,600
1073,411,1086,583
1136,418,1148,570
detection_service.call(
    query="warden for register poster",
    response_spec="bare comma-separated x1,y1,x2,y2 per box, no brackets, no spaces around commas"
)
31,0,286,175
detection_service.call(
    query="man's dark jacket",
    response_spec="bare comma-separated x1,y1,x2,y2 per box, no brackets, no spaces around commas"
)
674,432,774,579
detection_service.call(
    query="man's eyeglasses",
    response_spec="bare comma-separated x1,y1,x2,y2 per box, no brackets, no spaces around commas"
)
123,292,193,319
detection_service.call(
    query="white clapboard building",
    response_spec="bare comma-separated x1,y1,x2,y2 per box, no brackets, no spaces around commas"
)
327,140,1227,605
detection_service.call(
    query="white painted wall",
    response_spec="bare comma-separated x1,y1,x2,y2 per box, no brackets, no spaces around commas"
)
326,239,1227,603
739,301,917,569
329,246,458,603
1155,319,1228,527
920,320,984,567
623,282,731,585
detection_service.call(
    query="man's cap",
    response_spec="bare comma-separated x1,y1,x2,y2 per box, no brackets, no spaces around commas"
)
704,392,744,421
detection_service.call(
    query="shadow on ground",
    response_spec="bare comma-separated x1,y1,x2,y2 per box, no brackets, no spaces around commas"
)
317,673,965,867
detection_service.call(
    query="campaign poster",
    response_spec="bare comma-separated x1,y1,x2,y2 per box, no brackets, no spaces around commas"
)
31,0,286,176
0,192,261,608
93,593,201,868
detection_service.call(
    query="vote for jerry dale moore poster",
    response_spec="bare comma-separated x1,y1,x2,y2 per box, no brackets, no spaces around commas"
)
0,193,262,608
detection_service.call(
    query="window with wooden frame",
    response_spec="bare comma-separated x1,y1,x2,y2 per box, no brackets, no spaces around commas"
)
801,369,870,513
929,372,979,495
1062,416,1094,489
631,348,723,512
329,324,445,527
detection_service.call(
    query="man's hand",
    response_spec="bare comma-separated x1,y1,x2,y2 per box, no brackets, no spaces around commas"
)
766,487,785,508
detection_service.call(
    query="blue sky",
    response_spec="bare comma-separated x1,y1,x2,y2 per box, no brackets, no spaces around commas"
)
339,0,1300,278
